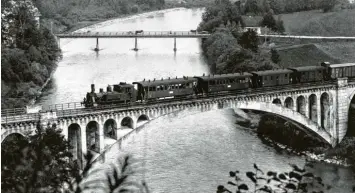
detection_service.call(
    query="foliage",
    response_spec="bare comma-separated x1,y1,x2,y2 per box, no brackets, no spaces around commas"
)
218,163,330,193
1,122,76,193
270,49,280,64
321,0,337,12
67,151,149,193
198,0,244,33
199,0,277,73
240,0,351,15
261,12,277,31
238,30,259,52
1,0,60,108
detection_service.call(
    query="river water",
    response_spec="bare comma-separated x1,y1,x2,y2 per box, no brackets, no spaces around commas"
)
37,8,354,192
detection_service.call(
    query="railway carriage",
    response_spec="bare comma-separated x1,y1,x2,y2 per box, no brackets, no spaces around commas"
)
288,66,325,83
133,76,197,101
321,62,355,79
251,69,293,88
194,73,252,94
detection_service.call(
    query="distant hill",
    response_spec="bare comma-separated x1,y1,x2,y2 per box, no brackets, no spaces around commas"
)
279,9,355,36
276,44,340,67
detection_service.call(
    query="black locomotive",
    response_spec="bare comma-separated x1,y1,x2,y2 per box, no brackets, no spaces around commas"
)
83,62,355,107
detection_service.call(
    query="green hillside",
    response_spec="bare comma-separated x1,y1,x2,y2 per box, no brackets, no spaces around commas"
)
279,9,355,36
276,44,340,67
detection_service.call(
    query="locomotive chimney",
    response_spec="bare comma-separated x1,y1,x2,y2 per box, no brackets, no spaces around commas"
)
176,76,177,79
153,78,155,81
203,73,205,76
100,88,104,93
169,77,170,80
107,85,112,92
91,84,95,93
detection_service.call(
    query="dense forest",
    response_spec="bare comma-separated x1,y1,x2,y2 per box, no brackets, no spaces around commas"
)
1,0,61,108
31,0,214,33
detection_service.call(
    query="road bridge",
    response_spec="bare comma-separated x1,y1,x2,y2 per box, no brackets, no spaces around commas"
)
2,77,355,167
55,31,210,51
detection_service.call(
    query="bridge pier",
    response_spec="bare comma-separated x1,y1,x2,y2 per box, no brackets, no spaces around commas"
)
94,38,99,52
133,37,138,51
173,37,177,52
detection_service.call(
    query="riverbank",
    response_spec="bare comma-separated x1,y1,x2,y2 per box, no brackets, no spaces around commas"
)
234,110,352,168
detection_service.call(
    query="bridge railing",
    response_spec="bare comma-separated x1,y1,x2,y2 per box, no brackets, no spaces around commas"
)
1,107,27,117
57,31,210,37
1,113,40,124
1,80,338,123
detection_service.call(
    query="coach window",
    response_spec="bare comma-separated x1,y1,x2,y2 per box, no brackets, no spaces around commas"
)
285,74,288,78
271,76,273,81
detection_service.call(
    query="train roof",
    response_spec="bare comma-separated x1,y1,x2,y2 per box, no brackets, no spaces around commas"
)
194,73,252,80
133,76,196,87
251,69,293,76
328,63,355,68
288,66,325,72
112,82,134,88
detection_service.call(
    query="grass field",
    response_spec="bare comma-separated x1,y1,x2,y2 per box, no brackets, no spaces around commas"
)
279,9,355,36
276,44,340,67
275,9,354,66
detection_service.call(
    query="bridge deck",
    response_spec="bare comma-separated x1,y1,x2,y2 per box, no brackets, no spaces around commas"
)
56,31,210,38
2,80,347,124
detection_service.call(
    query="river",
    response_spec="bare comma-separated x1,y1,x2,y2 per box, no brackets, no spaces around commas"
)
37,8,354,192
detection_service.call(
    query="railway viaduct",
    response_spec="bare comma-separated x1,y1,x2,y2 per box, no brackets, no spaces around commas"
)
2,77,355,165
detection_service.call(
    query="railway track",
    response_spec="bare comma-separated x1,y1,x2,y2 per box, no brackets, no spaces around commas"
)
1,80,340,124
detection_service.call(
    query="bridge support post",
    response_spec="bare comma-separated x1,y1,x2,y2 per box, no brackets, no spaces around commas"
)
95,38,99,51
133,37,138,51
56,37,60,48
173,38,177,52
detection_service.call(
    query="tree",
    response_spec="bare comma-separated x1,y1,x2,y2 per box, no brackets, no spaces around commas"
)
271,49,281,64
238,30,259,52
218,163,330,193
321,0,336,12
1,122,77,193
261,11,277,32
275,15,285,33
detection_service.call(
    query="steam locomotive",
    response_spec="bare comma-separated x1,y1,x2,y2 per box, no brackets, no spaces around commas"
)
83,62,355,107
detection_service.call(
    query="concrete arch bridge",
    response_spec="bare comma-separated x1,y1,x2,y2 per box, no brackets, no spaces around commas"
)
2,78,355,165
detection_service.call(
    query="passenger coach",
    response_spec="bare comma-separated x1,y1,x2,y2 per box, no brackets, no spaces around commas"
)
194,73,252,94
251,69,293,87
133,76,197,101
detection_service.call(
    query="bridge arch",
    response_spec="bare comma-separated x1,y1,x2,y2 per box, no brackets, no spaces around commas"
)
308,94,317,123
121,117,134,129
68,123,82,162
1,132,27,144
272,98,282,105
296,95,306,116
284,97,294,109
321,92,332,132
233,101,333,146
86,121,100,152
104,119,117,140
1,131,27,143
137,114,149,124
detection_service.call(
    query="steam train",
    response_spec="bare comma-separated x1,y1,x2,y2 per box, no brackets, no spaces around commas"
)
83,62,355,107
